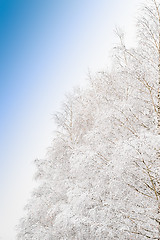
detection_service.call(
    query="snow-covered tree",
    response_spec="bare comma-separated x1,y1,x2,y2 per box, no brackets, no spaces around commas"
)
17,0,160,239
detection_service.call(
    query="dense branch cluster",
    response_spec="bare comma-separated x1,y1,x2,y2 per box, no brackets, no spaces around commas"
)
17,0,160,239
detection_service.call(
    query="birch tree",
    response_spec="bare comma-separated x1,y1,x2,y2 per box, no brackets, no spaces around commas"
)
111,1,160,238
16,1,160,239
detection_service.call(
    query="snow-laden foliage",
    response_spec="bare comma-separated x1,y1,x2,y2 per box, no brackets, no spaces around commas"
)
17,0,160,239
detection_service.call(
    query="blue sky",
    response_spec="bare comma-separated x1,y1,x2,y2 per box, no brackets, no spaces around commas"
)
0,0,142,239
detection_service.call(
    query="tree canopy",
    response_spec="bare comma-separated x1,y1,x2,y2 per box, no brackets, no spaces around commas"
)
17,0,160,239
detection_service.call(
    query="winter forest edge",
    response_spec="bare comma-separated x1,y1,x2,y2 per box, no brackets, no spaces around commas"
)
16,0,160,239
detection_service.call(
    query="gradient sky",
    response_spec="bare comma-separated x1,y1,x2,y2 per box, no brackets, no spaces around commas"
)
0,0,142,239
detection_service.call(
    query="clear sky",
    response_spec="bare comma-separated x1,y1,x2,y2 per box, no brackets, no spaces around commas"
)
0,0,142,239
